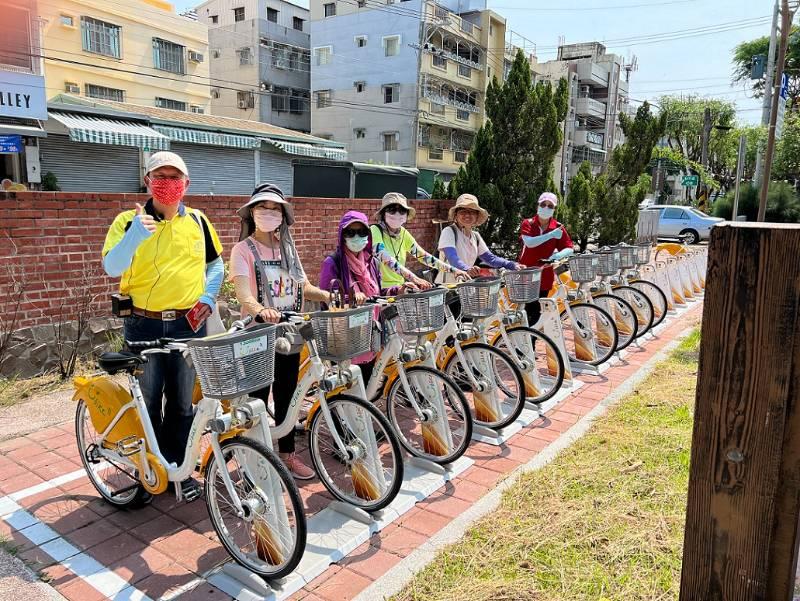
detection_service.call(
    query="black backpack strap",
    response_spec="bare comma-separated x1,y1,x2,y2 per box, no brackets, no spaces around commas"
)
245,238,274,309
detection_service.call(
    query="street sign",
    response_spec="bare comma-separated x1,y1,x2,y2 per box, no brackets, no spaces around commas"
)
776,72,789,140
0,135,23,153
682,175,699,187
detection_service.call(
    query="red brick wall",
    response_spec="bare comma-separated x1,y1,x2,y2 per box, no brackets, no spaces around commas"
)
0,192,451,328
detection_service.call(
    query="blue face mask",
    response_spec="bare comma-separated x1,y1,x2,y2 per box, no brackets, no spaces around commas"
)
345,235,369,253
538,206,555,220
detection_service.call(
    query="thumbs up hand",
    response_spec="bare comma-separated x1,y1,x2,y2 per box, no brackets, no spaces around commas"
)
135,203,157,234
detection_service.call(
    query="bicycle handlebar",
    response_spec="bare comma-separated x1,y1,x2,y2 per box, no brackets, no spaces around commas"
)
127,338,175,350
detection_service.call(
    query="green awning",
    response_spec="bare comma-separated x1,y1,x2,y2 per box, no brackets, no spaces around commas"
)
153,125,260,149
263,138,347,160
48,112,169,150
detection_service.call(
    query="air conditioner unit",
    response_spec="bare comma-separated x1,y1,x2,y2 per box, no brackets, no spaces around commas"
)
274,58,289,69
260,82,273,92
211,88,220,99
580,85,591,96
188,50,204,63
190,105,205,114
238,99,248,109
65,82,80,94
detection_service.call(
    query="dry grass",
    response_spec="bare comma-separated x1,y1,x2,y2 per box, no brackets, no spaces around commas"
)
0,359,95,408
393,329,701,601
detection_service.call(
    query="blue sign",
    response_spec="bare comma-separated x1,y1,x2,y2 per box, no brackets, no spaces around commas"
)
781,73,789,100
0,135,23,153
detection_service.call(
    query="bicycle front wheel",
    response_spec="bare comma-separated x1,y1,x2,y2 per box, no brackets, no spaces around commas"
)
309,394,404,512
593,294,638,351
386,365,473,465
443,342,526,430
205,436,306,580
614,285,655,339
560,302,618,366
492,326,565,405
629,280,668,330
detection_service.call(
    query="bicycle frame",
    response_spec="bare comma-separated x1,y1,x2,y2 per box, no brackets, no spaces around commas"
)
549,274,614,362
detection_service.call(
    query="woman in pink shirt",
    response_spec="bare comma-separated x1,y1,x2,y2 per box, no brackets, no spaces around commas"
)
230,184,333,481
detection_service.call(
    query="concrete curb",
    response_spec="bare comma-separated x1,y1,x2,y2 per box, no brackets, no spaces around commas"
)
353,324,698,601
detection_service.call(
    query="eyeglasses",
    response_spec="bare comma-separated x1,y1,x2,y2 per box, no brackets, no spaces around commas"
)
343,227,369,238
385,205,409,215
539,202,556,209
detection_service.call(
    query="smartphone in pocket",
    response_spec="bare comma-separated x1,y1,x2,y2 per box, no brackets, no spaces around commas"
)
185,302,208,333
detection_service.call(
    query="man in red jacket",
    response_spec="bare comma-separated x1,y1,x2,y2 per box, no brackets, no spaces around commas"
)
518,192,575,326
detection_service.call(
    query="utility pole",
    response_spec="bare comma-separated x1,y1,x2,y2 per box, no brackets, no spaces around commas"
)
732,134,747,220
698,107,712,209
754,0,780,186
758,0,796,221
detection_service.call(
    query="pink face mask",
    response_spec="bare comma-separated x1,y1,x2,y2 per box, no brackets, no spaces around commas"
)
148,178,186,205
384,211,407,230
254,209,283,232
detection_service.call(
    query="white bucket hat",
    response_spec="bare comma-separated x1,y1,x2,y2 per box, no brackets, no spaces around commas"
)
448,193,489,226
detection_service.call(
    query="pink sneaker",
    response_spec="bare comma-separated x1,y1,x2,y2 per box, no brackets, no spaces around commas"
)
280,452,315,481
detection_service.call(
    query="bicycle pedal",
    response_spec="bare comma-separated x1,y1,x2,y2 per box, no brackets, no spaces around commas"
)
183,487,202,502
116,436,142,457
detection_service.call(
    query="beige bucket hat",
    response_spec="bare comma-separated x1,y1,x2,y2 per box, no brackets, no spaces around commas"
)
448,193,489,226
374,192,416,222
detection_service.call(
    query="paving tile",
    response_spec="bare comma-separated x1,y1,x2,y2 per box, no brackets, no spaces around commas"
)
0,471,46,494
375,526,428,557
133,562,198,600
341,546,401,581
105,504,163,530
496,443,537,465
174,582,234,600
86,532,148,566
417,495,474,520
527,427,561,442
310,567,372,601
56,577,107,601
462,465,503,488
509,434,548,452
109,545,173,585
129,513,185,544
37,502,103,536
17,545,58,571
478,456,522,474
40,562,75,588
447,477,490,502
65,518,123,551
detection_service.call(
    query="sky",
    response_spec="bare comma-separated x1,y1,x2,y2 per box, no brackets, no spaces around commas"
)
173,0,771,125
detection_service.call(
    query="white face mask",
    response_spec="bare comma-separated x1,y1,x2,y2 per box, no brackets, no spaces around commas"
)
384,211,407,230
538,206,555,220
254,208,283,232
345,236,369,253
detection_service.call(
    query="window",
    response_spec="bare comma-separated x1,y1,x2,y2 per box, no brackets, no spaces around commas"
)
316,89,332,108
0,4,32,69
85,84,124,102
153,38,185,74
60,15,74,27
487,67,491,80
155,97,187,111
324,3,336,17
210,15,218,24
458,63,471,78
456,109,469,121
383,83,399,104
430,101,445,115
210,88,220,99
238,46,253,65
233,7,245,21
383,132,398,151
64,81,80,94
383,35,400,57
354,128,366,139
432,54,446,69
190,105,205,114
293,17,304,31
314,46,332,66
354,81,365,93
355,35,367,48
237,90,255,108
211,48,221,58
80,17,121,58
290,89,309,114
662,208,688,220
267,8,278,22
357,0,366,6
454,150,467,163
271,44,288,68
428,148,443,160
272,86,289,112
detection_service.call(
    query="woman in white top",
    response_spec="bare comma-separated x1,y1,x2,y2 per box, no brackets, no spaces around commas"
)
436,194,521,284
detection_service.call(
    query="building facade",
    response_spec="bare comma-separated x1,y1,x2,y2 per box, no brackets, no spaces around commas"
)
195,0,311,132
0,0,48,187
309,0,505,185
40,0,211,113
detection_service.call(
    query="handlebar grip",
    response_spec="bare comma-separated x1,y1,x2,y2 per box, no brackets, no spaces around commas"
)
280,311,299,323
126,338,173,350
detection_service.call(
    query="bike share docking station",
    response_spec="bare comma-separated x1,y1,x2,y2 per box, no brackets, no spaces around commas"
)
207,454,473,601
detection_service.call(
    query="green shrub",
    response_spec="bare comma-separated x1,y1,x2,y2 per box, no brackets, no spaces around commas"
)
713,181,800,222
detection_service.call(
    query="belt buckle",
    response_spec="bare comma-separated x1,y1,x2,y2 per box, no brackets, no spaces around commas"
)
162,310,177,321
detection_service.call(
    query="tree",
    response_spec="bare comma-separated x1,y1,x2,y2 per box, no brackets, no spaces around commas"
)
733,26,800,108
606,101,666,187
431,177,447,200
773,111,800,182
452,49,569,251
561,161,597,252
594,173,650,246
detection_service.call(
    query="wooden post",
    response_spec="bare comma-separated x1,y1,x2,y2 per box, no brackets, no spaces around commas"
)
680,222,800,600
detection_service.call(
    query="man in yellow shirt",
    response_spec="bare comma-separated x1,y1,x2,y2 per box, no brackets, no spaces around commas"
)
102,151,224,500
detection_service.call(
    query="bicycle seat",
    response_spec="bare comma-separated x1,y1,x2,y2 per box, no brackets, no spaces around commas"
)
98,352,147,374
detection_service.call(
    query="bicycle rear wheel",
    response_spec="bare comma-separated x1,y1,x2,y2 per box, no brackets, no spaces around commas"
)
308,394,404,512
613,285,655,338
629,280,668,330
492,326,565,405
205,436,306,579
443,342,526,430
75,400,151,509
559,302,618,366
593,294,638,350
386,365,472,465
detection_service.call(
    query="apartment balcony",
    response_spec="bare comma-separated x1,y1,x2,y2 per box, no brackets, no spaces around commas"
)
424,1,483,46
420,73,482,115
576,96,606,120
571,146,606,167
573,128,605,150
576,61,609,88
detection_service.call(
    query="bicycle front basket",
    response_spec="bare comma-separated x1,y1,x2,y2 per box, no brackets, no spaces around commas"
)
502,268,542,303
595,250,621,276
187,324,276,400
617,245,638,269
568,254,598,283
635,244,652,265
394,288,447,335
310,305,376,362
457,277,502,318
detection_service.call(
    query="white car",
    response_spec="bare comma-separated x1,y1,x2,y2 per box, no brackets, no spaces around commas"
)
646,205,724,244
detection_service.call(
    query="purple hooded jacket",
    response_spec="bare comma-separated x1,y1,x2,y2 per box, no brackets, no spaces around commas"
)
319,211,393,300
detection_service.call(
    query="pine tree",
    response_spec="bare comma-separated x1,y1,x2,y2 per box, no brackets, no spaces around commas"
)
562,161,597,251
606,102,667,187
431,177,447,200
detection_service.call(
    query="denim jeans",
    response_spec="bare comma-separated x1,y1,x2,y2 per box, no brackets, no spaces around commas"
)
124,315,206,465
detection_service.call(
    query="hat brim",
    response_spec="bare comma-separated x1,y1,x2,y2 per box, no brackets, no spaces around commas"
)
374,204,416,222
237,197,295,225
448,205,489,226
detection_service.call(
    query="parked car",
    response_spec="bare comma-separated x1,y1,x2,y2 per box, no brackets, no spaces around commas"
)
645,205,724,244
417,187,432,199
638,196,655,209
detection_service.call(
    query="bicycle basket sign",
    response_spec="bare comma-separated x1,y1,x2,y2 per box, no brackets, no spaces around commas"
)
490,282,501,295
233,335,269,359
349,310,371,328
429,293,444,307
